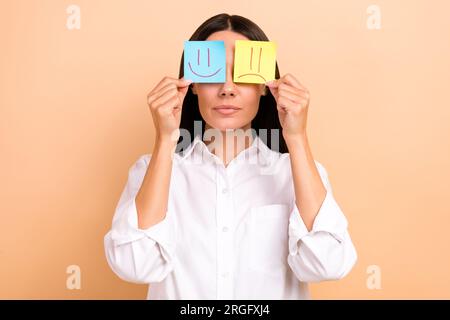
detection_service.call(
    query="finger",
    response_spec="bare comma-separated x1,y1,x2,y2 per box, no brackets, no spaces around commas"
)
160,95,181,113
267,85,279,100
148,83,177,105
281,73,306,90
174,77,192,103
279,94,306,109
149,78,192,105
278,81,308,95
276,97,287,113
151,89,178,110
172,76,193,91
149,76,192,98
279,81,310,103
277,104,287,113
269,87,279,101
278,82,308,97
265,78,281,88
156,96,181,119
277,88,303,104
176,77,193,88
149,76,175,96
278,96,294,109
178,85,190,101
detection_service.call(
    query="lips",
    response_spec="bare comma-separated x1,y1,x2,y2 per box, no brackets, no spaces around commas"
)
214,105,240,109
213,105,241,115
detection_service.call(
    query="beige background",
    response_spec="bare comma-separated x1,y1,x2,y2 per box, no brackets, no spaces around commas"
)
1,0,449,299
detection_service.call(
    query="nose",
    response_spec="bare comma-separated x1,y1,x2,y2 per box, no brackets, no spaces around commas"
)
219,60,237,97
220,85,236,97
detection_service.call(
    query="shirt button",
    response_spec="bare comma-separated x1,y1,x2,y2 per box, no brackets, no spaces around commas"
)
222,188,228,194
222,226,229,232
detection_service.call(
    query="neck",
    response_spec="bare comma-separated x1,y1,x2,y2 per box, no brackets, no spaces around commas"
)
204,124,254,166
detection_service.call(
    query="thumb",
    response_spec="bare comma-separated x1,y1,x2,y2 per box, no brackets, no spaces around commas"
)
178,85,190,99
177,77,193,99
177,77,193,88
265,80,279,100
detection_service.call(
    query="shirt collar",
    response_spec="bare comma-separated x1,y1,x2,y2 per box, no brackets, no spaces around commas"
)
176,132,275,165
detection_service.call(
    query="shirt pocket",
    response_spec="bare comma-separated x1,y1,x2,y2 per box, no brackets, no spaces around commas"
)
249,204,290,276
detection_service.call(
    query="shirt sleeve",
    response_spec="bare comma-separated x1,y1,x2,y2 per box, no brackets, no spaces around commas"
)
287,160,357,283
103,154,177,284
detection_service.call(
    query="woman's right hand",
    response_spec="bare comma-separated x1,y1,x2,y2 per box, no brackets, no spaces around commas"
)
147,76,193,142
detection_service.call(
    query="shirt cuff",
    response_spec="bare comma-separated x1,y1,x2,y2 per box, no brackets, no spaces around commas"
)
110,196,176,253
288,189,349,256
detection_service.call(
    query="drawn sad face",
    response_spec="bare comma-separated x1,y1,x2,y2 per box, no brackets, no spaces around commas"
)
235,46,266,82
233,40,277,84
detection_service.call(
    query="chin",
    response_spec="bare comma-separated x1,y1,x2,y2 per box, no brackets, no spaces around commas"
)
206,119,247,133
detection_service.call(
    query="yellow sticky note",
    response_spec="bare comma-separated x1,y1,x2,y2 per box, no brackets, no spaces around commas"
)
233,40,277,84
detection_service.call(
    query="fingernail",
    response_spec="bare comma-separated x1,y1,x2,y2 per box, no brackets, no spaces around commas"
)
265,80,274,86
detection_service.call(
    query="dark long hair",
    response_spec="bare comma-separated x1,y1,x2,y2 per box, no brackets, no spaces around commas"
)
177,13,288,154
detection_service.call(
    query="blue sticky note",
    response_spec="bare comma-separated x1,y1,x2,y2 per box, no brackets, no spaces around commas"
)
184,40,226,83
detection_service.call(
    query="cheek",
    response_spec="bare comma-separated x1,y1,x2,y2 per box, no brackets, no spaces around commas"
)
196,87,216,105
242,88,262,106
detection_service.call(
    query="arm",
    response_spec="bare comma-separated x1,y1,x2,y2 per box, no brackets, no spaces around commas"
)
104,76,190,284
103,138,178,284
285,134,326,232
266,73,357,282
285,134,357,283
136,136,177,229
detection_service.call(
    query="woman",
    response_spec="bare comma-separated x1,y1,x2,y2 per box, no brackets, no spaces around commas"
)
104,13,357,299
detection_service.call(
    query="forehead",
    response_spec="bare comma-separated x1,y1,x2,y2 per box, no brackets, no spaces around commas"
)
206,30,249,53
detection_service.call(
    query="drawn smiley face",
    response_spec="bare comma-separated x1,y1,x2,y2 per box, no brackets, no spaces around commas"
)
187,47,222,78
184,40,226,83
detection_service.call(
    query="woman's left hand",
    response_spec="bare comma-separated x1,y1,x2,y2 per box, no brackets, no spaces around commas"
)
266,73,310,139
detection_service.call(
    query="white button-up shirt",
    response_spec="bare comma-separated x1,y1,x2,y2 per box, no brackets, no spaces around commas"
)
104,134,357,299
